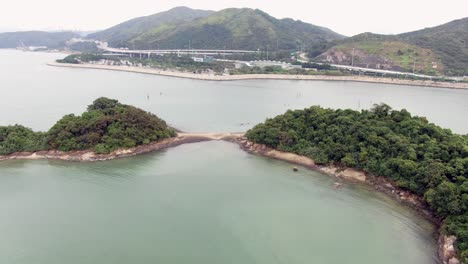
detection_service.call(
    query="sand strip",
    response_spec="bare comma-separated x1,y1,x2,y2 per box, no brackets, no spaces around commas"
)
47,62,468,90
0,133,242,162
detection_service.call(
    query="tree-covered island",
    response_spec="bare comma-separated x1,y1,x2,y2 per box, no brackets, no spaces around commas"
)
246,104,468,262
0,97,176,155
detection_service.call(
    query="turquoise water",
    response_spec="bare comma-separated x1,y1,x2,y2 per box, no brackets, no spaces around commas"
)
0,142,438,264
1,49,464,263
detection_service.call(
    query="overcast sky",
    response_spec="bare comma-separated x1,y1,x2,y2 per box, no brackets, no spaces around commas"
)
1,0,466,36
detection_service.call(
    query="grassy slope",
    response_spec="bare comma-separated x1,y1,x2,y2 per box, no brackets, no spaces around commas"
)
317,18,468,76
400,17,468,76
322,34,444,74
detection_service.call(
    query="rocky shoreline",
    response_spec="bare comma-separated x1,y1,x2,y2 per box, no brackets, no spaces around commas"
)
233,137,460,264
48,62,468,90
0,133,241,162
0,133,460,263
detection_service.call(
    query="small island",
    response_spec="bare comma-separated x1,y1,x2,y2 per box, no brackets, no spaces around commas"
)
244,103,467,263
0,97,176,156
0,97,242,161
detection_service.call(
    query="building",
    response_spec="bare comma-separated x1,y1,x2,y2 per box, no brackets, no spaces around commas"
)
192,56,215,63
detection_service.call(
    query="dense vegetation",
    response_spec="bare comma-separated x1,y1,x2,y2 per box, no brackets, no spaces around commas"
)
88,7,344,51
56,53,117,64
230,65,345,76
246,104,468,261
0,98,175,155
0,126,45,155
58,53,235,74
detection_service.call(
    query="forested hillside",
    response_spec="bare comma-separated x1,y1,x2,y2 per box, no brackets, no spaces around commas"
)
90,7,344,51
88,7,214,47
0,98,176,155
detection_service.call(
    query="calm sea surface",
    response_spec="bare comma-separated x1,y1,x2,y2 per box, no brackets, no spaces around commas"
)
0,50,467,134
1,49,465,263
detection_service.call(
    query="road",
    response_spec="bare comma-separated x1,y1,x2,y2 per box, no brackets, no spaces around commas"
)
296,52,463,81
97,42,258,56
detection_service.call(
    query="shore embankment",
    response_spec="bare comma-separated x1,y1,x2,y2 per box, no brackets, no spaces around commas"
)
47,62,468,90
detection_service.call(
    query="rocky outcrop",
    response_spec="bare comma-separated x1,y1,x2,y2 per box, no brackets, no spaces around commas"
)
236,137,317,169
236,137,367,182
439,235,461,264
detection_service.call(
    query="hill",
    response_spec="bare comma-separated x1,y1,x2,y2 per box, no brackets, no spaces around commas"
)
88,6,215,47
90,7,345,51
0,97,176,155
399,17,468,76
0,31,78,49
246,104,468,262
317,18,468,76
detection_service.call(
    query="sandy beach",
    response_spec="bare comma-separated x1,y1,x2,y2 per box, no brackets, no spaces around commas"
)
48,62,468,90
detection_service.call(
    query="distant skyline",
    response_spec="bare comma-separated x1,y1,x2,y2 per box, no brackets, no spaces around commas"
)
1,0,466,36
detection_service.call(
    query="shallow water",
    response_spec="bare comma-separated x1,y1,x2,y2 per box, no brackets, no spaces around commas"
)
0,141,438,264
0,49,464,263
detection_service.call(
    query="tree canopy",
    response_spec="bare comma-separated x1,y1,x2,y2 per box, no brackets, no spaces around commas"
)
0,125,45,155
0,97,176,155
246,103,468,261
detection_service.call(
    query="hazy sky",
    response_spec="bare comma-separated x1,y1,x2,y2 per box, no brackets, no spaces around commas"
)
1,0,466,36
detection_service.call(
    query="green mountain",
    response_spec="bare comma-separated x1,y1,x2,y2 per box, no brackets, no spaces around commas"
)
88,7,215,47
0,31,78,48
90,7,345,51
399,17,468,76
317,18,468,76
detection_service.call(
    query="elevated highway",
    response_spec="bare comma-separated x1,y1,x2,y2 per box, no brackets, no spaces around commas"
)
98,42,258,57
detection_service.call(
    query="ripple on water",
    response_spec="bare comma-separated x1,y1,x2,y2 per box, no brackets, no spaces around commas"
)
0,141,439,264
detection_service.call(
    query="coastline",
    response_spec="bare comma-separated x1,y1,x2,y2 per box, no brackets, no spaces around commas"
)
0,133,242,162
0,133,460,263
233,137,460,264
47,62,468,90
